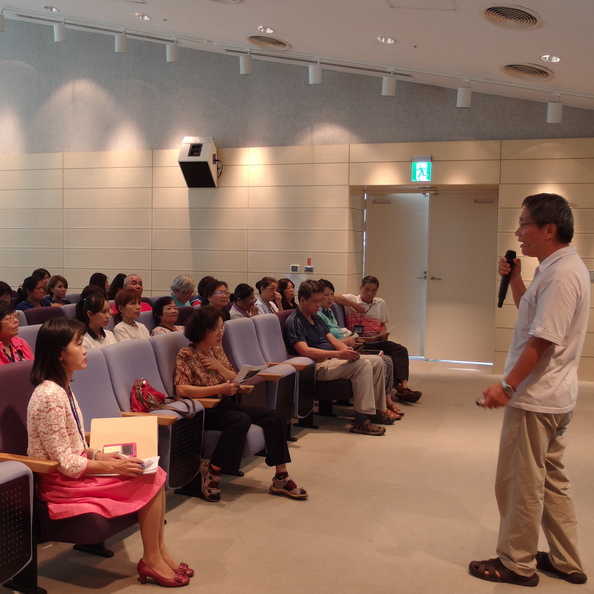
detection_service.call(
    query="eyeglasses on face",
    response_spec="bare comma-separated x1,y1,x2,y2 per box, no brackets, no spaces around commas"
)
1,313,18,323
214,291,229,297
210,326,226,335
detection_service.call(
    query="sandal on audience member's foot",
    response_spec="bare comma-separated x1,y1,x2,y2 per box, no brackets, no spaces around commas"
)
349,420,386,436
469,557,539,587
536,551,587,584
387,402,404,419
269,475,308,499
369,411,396,425
395,386,422,403
200,460,221,502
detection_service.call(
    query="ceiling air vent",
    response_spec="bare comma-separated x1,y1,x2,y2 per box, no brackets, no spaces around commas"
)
481,5,542,30
246,35,291,50
501,63,553,80
209,0,243,3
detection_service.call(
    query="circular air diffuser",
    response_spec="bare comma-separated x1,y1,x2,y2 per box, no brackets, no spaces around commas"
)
501,63,553,80
482,5,542,30
246,35,291,50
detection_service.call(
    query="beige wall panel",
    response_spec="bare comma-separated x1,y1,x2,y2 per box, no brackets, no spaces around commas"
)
248,164,349,187
499,184,594,208
248,252,347,275
0,169,62,190
0,248,62,268
581,333,594,358
2,268,45,287
217,166,249,187
347,252,363,276
0,153,62,171
64,151,152,169
350,140,501,163
218,148,250,166
64,168,152,189
152,271,246,295
0,189,62,209
0,228,62,248
494,327,514,352
248,185,349,208
495,304,518,329
349,161,500,186
572,235,594,259
347,274,362,293
64,249,151,269
64,228,151,249
493,352,506,375
0,210,62,228
249,230,348,253
349,231,364,253
152,149,178,167
152,166,186,188
153,229,248,251
501,159,594,184
153,209,247,230
349,209,364,231
502,138,594,161
153,250,247,272
588,312,594,333
64,209,151,229
153,187,248,209
248,208,348,230
248,145,349,165
65,269,152,292
64,188,152,209
349,188,365,211
577,358,594,381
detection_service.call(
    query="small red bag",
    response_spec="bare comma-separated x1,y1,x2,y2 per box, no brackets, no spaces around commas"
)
130,379,198,419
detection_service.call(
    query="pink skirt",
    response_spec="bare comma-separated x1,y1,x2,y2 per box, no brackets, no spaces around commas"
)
37,467,167,520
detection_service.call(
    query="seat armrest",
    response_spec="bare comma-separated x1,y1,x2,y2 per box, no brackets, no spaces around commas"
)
267,361,307,371
237,384,254,393
85,431,91,445
121,411,177,426
0,453,59,474
257,372,283,382
192,397,221,408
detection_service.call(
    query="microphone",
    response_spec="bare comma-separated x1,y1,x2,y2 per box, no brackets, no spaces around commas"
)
497,250,516,308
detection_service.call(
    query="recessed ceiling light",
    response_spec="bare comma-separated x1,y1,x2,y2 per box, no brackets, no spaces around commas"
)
541,54,560,63
377,35,395,44
257,25,274,34
135,13,151,21
44,6,59,12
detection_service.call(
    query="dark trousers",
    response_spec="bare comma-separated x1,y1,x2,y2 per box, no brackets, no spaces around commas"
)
363,340,409,383
205,396,291,474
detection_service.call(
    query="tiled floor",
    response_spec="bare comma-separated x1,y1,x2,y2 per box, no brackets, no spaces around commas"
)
30,361,594,593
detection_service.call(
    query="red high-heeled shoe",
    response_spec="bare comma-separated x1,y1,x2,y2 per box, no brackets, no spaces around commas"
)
137,559,189,587
177,562,194,578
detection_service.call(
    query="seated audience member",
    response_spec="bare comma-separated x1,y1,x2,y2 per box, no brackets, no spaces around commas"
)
27,317,190,587
285,280,390,435
255,277,283,314
111,274,152,314
174,306,307,502
203,280,231,321
107,273,126,301
113,289,150,342
32,268,51,294
229,283,259,319
335,275,422,404
278,278,297,310
318,279,402,421
0,281,12,302
16,275,54,310
89,272,110,296
170,275,196,307
0,301,33,364
192,275,215,307
77,293,116,350
47,275,70,305
151,297,184,336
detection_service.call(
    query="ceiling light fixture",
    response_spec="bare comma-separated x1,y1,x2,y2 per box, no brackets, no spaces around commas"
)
257,25,274,34
44,6,59,12
377,35,395,44
456,80,472,108
53,22,66,43
0,11,4,33
547,93,562,123
541,54,560,63
309,62,322,84
115,32,127,53
240,53,252,74
166,41,179,62
135,13,151,21
382,74,396,96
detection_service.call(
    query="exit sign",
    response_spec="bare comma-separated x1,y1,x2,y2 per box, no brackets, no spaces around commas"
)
412,161,432,182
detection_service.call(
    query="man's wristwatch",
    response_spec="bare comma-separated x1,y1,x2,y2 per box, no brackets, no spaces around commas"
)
501,379,515,397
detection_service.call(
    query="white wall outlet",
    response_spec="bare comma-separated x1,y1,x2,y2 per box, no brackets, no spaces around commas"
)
304,265,314,273
290,264,300,273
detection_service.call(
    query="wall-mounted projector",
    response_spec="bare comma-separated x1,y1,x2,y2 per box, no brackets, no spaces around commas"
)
178,136,218,188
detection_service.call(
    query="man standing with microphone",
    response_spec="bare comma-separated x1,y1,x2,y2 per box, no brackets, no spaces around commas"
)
470,193,590,586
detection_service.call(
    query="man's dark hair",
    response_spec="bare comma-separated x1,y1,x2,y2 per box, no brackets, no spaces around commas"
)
317,279,335,292
298,280,323,302
522,193,574,244
361,276,379,288
184,305,222,344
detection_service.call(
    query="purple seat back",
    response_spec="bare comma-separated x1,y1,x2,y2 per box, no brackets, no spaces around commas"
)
24,306,64,326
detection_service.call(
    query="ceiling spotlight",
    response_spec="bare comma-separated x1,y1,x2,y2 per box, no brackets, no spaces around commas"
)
541,54,560,63
44,6,59,12
309,62,322,84
382,75,396,96
135,13,151,20
547,94,562,124
456,80,472,108
115,32,127,53
0,12,4,33
166,41,179,62
377,35,395,44
257,25,274,34
53,22,66,43
240,53,252,75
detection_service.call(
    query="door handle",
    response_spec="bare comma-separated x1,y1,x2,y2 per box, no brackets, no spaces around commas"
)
430,276,442,280
416,274,427,280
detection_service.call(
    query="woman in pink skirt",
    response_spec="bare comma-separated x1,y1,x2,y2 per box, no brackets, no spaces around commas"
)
27,318,191,588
